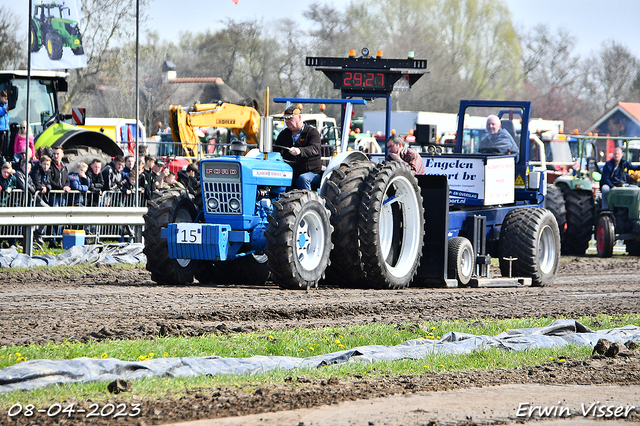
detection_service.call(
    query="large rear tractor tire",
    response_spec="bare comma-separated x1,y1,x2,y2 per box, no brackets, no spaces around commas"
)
323,160,376,287
63,145,113,175
45,31,63,60
265,190,333,290
499,208,560,287
143,189,200,284
544,185,566,236
448,236,474,286
559,186,594,255
596,215,615,258
358,162,425,289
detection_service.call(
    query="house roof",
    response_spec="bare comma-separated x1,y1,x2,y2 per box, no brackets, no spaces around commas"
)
589,102,640,135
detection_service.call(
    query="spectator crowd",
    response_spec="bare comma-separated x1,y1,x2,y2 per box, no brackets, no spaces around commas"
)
0,146,200,249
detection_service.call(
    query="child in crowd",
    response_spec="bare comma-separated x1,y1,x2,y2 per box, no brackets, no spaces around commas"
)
0,162,16,207
13,121,34,163
69,162,91,206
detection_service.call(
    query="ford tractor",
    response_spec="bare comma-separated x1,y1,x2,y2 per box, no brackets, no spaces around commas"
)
143,100,423,289
30,1,84,60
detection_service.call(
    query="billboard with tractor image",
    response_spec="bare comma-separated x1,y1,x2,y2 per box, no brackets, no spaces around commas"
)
30,0,87,69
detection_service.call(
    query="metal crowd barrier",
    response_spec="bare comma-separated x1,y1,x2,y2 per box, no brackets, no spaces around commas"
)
0,189,147,248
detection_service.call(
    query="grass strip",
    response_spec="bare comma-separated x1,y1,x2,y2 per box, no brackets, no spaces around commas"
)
0,314,638,406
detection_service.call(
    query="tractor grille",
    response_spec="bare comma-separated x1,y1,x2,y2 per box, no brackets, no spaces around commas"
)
203,181,242,215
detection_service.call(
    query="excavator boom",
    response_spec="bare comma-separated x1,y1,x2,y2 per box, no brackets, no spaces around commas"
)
169,102,261,158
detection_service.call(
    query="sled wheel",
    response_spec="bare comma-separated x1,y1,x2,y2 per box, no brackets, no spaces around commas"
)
265,190,333,290
448,236,474,286
499,208,560,287
359,161,425,289
143,189,199,284
596,215,615,258
323,160,376,287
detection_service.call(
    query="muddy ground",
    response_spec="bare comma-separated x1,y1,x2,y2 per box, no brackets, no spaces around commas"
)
1,255,639,425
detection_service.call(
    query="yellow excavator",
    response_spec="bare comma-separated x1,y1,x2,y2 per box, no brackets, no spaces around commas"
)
168,101,261,158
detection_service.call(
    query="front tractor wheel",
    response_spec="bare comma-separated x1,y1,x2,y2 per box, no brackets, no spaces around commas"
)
265,190,333,290
499,208,560,287
45,31,63,60
358,162,425,289
143,189,199,284
596,215,615,258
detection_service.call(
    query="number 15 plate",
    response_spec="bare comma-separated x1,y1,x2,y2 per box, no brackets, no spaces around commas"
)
176,224,202,244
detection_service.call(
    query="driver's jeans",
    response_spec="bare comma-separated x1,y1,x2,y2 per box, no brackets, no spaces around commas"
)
295,172,321,191
602,184,611,210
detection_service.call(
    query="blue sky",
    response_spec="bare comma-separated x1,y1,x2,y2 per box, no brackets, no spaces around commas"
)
4,0,640,58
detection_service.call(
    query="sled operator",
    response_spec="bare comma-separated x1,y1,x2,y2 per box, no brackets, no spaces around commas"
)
478,115,520,159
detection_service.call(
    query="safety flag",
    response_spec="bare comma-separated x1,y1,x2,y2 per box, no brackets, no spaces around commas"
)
30,0,87,70
232,0,238,4
127,125,135,156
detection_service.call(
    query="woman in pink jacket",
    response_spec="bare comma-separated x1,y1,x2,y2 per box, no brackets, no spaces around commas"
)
14,121,34,162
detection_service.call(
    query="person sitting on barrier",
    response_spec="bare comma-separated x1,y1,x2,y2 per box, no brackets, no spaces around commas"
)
478,115,520,159
385,134,425,175
178,162,199,195
163,170,184,190
30,154,51,205
600,146,640,210
86,159,103,207
69,162,90,206
274,105,323,190
0,162,16,207
102,154,125,192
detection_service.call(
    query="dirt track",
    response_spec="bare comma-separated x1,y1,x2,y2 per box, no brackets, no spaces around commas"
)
1,255,639,425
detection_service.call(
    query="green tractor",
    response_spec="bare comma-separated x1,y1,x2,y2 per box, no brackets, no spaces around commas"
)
30,1,84,61
550,136,600,255
0,70,122,171
595,140,640,257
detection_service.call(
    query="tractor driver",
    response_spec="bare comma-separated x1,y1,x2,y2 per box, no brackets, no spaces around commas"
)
478,115,519,160
275,105,322,191
600,146,640,210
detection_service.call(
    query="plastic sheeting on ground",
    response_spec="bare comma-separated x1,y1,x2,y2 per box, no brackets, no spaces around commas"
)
1,320,639,393
0,244,146,269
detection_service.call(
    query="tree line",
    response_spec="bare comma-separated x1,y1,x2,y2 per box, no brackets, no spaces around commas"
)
1,0,639,134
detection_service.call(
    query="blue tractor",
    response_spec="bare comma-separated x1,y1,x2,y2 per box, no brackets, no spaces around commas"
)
142,102,426,290
144,51,561,289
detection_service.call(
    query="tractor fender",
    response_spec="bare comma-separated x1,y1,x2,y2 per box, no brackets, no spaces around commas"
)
319,150,369,196
35,122,124,158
